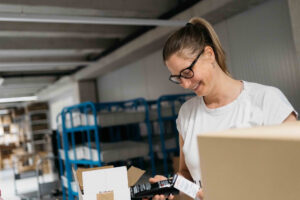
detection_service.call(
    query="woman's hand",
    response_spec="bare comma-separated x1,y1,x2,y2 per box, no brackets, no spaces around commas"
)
142,175,175,200
197,188,204,200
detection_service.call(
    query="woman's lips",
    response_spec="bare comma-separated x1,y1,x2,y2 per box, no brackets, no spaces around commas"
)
192,82,201,91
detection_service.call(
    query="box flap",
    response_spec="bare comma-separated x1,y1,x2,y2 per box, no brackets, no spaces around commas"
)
127,166,145,187
72,167,84,200
96,191,114,200
77,165,113,191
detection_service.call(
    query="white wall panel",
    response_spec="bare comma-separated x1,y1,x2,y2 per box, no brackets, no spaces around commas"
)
97,49,186,102
49,90,78,129
144,50,187,100
98,70,125,102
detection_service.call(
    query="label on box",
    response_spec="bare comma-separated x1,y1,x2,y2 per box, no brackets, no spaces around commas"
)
174,175,200,199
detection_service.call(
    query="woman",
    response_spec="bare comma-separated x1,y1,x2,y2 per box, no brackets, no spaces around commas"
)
149,17,298,200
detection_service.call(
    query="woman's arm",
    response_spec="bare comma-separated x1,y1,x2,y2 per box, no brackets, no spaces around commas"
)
178,134,204,200
178,134,193,181
283,112,297,122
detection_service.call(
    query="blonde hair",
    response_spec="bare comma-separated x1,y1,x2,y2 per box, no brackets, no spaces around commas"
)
163,17,230,75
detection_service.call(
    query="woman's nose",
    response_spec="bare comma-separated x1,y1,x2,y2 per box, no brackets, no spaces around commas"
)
180,78,191,89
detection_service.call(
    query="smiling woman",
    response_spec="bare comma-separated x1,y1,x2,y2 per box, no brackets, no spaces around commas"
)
145,17,298,200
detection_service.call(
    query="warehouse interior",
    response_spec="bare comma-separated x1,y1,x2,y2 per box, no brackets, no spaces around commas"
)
0,0,299,199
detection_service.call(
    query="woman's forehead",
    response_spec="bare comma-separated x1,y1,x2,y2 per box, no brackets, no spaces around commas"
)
176,48,199,59
167,51,195,64
166,53,192,73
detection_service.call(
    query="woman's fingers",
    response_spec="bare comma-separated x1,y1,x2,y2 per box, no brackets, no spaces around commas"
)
149,175,167,183
197,189,204,199
168,194,174,199
152,194,165,200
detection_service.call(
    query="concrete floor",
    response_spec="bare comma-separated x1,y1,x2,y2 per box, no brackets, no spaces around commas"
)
0,167,59,200
0,168,35,200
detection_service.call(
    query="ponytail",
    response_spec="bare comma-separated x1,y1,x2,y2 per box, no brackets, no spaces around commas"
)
163,17,230,75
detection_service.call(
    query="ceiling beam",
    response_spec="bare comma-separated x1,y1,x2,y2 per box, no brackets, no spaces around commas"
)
0,71,75,78
0,61,91,68
0,13,185,26
2,77,56,85
0,61,92,71
0,49,102,58
0,22,137,35
0,0,175,15
0,37,116,50
0,31,126,39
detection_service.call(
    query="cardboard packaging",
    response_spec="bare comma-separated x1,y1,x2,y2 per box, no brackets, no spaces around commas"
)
72,165,145,200
197,121,300,200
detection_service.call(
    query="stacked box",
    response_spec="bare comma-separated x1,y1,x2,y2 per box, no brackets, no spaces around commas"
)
27,102,48,111
1,115,12,125
12,108,25,119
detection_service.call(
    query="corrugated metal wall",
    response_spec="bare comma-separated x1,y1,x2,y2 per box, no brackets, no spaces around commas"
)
97,0,300,112
214,0,300,111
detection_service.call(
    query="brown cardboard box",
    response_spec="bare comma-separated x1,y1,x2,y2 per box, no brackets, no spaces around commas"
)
37,152,50,174
174,193,193,200
197,121,300,200
97,192,114,200
2,115,12,124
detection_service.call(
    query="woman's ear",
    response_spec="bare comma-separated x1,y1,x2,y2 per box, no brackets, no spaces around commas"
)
204,46,215,63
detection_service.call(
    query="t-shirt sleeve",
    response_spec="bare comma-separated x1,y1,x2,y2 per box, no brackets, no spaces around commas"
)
262,87,298,125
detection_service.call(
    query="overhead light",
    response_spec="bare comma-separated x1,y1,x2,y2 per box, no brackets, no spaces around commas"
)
0,96,38,103
0,77,4,86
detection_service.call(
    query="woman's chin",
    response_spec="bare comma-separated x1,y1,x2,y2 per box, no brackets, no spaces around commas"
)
193,89,205,97
193,85,206,96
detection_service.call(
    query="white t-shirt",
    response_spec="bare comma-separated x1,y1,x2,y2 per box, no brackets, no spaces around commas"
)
176,81,298,186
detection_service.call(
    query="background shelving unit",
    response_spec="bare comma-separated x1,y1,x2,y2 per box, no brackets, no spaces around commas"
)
25,102,52,155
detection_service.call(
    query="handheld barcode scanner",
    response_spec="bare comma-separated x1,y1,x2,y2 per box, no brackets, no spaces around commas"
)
130,174,179,199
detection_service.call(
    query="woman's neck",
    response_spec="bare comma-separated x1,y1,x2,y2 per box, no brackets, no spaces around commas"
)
203,73,243,109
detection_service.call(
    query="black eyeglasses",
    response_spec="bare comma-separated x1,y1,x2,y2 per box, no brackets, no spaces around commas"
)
169,49,204,84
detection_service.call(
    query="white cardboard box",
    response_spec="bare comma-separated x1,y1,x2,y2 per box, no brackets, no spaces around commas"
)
72,165,145,200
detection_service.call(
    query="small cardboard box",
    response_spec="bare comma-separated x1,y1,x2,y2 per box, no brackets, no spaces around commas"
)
2,115,12,125
72,165,145,200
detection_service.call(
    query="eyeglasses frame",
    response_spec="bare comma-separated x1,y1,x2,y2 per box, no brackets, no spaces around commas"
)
169,48,205,84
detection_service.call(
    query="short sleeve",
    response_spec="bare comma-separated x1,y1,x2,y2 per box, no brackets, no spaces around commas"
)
262,87,298,125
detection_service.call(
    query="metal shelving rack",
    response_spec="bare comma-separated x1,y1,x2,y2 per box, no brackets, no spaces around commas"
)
25,103,52,154
156,93,195,176
56,98,155,200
